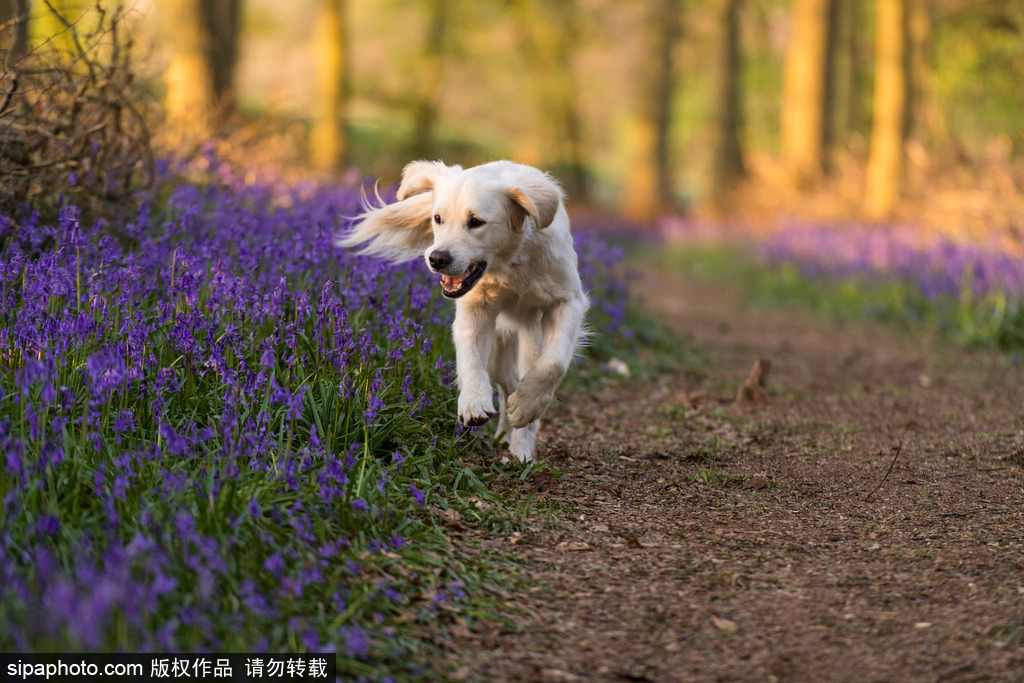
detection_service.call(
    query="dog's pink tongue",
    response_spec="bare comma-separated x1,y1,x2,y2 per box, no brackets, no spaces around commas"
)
441,273,466,290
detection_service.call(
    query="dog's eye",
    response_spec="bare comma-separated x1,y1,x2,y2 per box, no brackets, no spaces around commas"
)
467,216,485,229
433,214,442,225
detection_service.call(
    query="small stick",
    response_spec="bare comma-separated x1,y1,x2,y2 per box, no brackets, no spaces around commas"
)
864,440,903,502
735,358,771,404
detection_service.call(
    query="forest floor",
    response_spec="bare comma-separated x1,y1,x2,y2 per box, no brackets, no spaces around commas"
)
446,260,1024,682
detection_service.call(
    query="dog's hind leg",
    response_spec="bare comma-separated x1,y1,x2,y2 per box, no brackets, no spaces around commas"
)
506,316,543,462
490,319,541,462
489,329,518,443
507,421,540,463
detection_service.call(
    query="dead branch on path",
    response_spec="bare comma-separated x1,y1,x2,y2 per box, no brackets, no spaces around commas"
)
735,358,772,404
864,440,904,502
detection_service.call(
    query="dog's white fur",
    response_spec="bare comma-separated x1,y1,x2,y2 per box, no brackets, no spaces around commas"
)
338,160,589,462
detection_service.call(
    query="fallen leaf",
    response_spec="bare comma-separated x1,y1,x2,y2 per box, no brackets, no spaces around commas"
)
540,668,584,682
745,476,767,490
712,616,739,634
557,541,591,551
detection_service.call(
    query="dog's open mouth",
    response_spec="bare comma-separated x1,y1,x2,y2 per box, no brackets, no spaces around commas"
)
440,261,487,299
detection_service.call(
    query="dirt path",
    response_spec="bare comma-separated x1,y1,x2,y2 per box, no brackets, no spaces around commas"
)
454,267,1024,682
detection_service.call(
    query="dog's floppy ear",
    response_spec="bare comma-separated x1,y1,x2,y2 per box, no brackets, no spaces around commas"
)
396,160,461,201
506,171,563,230
336,191,435,262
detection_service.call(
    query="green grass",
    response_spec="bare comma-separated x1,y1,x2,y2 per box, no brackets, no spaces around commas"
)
655,243,1024,355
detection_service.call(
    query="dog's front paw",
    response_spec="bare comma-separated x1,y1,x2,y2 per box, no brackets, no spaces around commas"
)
507,385,552,430
458,393,495,427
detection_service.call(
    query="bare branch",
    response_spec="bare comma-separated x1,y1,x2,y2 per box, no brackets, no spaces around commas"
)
864,441,905,502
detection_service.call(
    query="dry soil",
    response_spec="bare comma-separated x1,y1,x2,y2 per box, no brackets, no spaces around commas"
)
451,267,1024,683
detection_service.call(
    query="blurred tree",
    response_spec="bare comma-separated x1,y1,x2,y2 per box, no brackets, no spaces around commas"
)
708,0,746,210
511,0,588,199
865,0,907,218
411,0,448,159
310,0,348,171
781,0,830,187
165,0,215,138
0,0,29,66
622,0,680,220
200,0,242,116
163,0,242,139
933,1,1024,153
906,0,932,143
822,0,854,171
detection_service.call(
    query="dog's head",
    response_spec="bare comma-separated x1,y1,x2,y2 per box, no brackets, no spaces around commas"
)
341,160,564,299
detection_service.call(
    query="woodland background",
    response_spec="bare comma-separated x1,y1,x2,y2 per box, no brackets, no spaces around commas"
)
1,0,1023,237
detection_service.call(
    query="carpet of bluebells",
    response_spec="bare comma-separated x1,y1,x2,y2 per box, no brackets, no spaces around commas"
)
0,160,633,675
662,217,1024,350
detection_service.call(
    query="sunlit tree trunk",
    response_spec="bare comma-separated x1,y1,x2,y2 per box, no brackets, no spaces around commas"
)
906,0,943,145
163,0,241,139
622,0,680,221
708,0,745,211
164,0,216,139
865,0,906,219
512,0,588,199
781,0,830,187
200,0,241,118
0,0,29,66
310,0,347,171
411,0,446,159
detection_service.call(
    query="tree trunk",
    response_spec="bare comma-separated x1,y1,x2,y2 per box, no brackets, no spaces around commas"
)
865,0,907,219
622,0,680,221
0,0,29,66
411,0,446,160
823,0,854,172
905,0,943,146
310,0,347,171
708,0,746,211
164,0,216,139
199,0,241,120
781,0,831,188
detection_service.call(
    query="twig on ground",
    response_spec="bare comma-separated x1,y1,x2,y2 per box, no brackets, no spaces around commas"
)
864,440,904,502
735,358,772,404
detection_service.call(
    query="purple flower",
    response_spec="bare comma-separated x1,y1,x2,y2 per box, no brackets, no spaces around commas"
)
263,553,285,578
341,626,369,659
408,483,426,507
35,515,60,538
350,498,369,511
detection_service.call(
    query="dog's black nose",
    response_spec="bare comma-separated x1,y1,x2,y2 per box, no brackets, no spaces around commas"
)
428,250,452,271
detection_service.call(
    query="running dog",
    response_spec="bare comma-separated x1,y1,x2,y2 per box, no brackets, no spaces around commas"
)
338,160,588,462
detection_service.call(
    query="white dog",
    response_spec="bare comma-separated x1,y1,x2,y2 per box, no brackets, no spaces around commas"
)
338,160,589,462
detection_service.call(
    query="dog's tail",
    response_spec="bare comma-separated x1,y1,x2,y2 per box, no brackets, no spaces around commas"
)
335,185,435,263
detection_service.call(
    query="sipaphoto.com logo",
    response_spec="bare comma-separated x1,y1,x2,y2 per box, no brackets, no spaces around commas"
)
7,658,142,680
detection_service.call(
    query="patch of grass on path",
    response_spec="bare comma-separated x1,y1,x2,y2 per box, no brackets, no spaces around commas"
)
655,242,1024,354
